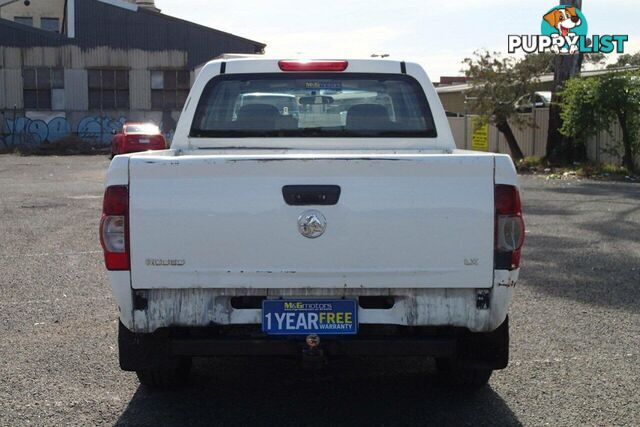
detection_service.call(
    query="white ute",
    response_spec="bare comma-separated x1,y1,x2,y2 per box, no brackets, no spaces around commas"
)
100,58,525,389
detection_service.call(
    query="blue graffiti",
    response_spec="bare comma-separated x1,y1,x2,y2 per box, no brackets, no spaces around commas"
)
77,116,126,144
3,114,175,147
5,117,59,146
48,117,72,142
4,115,125,146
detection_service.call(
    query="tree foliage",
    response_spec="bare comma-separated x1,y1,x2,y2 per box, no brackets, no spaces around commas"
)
607,52,640,69
583,53,607,69
463,51,551,160
560,72,640,171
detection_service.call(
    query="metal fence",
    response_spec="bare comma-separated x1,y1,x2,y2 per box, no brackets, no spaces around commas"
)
0,108,634,164
448,108,636,165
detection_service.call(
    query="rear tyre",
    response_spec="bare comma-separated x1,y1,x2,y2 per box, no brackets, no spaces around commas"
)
118,321,192,388
435,316,509,390
136,357,192,388
435,358,492,390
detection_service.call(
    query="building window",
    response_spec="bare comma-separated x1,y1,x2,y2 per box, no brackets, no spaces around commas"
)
151,70,190,110
14,16,33,27
41,17,60,32
88,69,129,110
23,68,64,110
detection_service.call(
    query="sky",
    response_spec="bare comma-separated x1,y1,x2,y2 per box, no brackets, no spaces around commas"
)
156,0,640,81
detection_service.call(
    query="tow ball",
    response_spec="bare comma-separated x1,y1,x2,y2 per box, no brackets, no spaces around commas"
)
302,334,325,368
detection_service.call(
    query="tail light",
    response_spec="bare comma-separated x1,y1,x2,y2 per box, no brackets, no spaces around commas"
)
99,186,129,270
278,60,348,72
494,185,525,270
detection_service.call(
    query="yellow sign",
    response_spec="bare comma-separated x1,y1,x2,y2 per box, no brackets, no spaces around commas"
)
471,119,489,151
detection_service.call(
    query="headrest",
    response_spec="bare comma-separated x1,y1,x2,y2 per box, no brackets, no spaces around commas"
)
235,104,280,129
346,104,392,130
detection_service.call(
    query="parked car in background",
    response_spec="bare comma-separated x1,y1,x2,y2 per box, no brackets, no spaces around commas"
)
110,123,167,157
515,91,552,113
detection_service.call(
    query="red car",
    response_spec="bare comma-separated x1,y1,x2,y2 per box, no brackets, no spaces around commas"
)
110,123,167,157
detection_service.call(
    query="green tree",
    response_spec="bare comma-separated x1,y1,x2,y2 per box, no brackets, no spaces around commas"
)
583,53,607,69
560,72,640,172
462,51,550,161
607,52,640,69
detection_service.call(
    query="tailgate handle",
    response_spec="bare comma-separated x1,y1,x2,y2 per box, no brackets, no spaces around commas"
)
282,185,341,206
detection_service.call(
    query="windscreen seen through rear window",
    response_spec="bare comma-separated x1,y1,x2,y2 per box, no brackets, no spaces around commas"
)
125,124,160,134
190,73,437,138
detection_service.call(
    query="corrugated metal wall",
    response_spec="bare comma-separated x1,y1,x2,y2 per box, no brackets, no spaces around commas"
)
448,110,637,166
129,70,150,110
0,0,264,65
64,69,88,111
0,45,188,71
0,69,23,108
0,45,193,145
0,0,264,148
73,0,264,67
0,46,189,110
0,18,65,48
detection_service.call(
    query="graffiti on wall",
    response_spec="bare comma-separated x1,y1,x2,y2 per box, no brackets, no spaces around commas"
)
1,113,175,148
2,114,126,146
77,116,127,144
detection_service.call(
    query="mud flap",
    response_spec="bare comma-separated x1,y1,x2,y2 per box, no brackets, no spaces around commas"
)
457,316,509,370
118,321,181,371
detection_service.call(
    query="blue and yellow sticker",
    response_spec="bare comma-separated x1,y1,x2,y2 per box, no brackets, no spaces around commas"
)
262,299,358,335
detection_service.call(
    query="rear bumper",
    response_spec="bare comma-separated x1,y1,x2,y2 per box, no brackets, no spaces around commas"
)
171,324,459,358
119,320,510,371
129,286,515,334
110,271,519,334
172,336,456,358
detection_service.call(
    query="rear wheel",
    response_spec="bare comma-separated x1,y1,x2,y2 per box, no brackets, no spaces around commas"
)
136,357,192,388
118,321,192,388
435,316,509,390
435,358,492,390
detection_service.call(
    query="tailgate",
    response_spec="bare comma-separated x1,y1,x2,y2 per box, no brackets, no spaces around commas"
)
129,154,495,289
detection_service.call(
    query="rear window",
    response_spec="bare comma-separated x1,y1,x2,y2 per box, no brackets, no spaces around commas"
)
125,124,160,134
191,73,436,138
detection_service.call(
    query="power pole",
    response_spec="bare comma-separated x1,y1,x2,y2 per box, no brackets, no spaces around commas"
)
546,0,584,164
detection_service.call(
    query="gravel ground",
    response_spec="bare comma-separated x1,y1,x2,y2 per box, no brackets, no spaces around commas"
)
0,154,638,426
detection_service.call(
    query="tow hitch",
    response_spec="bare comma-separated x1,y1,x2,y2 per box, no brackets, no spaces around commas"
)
302,334,325,368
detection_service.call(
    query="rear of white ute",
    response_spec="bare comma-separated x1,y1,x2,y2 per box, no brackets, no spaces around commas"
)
100,58,524,389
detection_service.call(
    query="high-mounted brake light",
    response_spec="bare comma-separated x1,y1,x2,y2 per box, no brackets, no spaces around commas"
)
99,186,129,271
278,60,348,72
494,184,525,270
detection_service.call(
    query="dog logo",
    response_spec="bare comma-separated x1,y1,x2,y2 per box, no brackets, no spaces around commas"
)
543,7,582,38
542,5,587,54
509,6,627,56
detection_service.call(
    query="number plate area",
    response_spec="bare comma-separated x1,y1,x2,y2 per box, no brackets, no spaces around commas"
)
262,299,358,335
